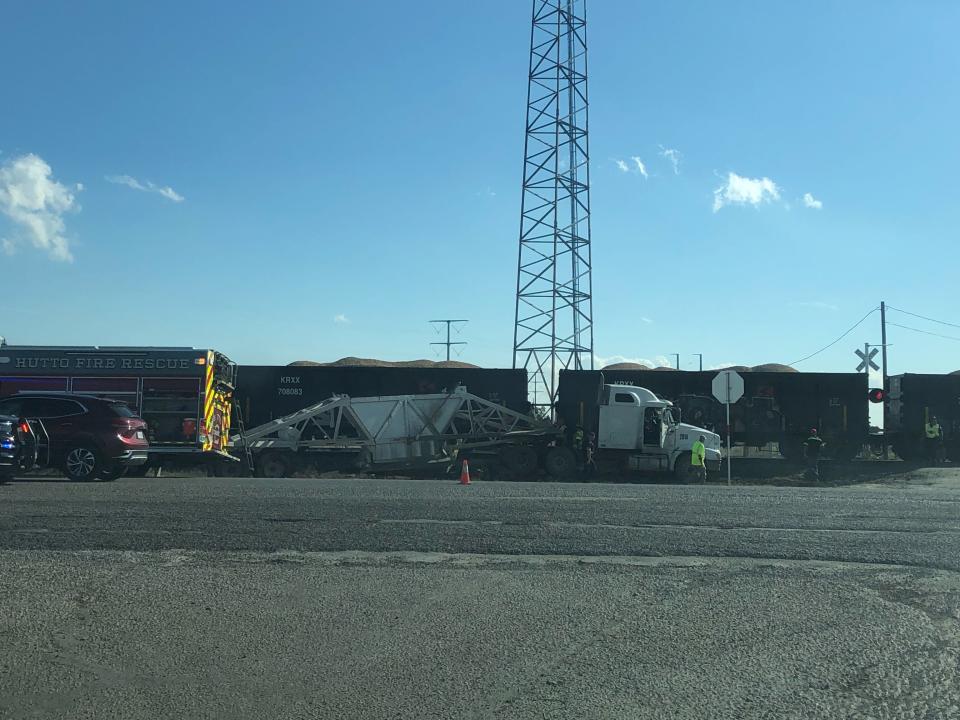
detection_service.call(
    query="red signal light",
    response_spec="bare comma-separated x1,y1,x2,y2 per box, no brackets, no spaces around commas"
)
868,388,885,404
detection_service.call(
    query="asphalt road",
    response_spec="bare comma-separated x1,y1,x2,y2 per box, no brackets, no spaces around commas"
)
1,471,959,719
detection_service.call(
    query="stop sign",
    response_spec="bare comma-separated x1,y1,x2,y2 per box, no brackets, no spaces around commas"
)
712,370,744,405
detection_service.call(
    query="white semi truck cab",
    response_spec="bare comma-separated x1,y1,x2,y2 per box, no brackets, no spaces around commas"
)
557,370,723,480
597,383,722,475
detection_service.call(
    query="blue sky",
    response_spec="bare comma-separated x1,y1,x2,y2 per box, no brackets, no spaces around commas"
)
1,0,958,377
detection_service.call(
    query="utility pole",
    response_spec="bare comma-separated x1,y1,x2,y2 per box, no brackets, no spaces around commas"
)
671,353,680,370
880,301,888,387
880,300,889,457
429,320,467,362
691,353,703,371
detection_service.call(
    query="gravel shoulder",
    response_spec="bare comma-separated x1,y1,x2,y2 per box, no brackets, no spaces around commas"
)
2,551,958,720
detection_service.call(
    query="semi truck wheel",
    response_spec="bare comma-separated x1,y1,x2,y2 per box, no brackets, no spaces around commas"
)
544,447,576,481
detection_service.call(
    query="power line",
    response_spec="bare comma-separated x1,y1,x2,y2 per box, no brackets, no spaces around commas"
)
885,305,960,330
429,320,468,362
789,307,879,365
887,321,960,342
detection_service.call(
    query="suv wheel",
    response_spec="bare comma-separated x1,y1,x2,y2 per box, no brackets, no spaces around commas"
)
64,445,101,482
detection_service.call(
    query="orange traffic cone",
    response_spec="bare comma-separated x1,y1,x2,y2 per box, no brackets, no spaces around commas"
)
459,459,471,485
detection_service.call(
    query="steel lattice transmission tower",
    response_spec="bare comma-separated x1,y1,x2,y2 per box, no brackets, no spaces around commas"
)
512,0,593,410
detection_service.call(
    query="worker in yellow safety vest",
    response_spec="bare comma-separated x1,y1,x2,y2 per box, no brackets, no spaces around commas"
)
691,434,707,483
925,415,943,464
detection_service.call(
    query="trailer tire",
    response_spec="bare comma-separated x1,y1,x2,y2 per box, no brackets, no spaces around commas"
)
544,447,576,481
500,445,538,479
256,452,290,478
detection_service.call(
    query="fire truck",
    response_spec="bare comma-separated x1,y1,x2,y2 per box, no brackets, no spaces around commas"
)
0,345,236,468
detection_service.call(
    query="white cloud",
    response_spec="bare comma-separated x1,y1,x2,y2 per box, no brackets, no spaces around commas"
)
1,238,15,256
615,159,629,173
641,317,653,324
802,192,823,210
659,145,681,175
630,156,648,179
106,174,184,203
712,172,781,212
333,314,349,324
157,186,184,202
0,154,78,262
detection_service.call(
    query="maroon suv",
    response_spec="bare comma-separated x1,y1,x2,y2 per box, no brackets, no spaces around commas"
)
0,393,148,481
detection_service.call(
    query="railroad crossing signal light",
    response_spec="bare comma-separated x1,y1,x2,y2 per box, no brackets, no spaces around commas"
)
868,388,885,404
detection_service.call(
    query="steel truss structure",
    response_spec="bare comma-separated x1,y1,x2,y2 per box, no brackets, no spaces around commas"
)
233,387,552,467
513,0,594,410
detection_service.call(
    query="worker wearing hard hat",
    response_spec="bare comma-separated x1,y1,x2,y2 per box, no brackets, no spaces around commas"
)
691,434,707,483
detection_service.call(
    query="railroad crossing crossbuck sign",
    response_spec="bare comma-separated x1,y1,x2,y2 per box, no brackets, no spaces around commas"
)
855,347,879,373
